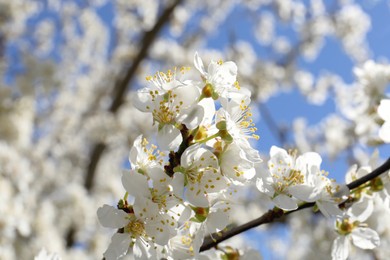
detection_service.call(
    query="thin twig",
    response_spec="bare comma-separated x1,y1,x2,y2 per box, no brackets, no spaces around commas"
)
200,157,390,252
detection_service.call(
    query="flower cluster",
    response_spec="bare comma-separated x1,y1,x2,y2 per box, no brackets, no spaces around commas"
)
331,157,390,260
256,146,347,216
98,54,386,260
257,146,388,260
97,53,262,259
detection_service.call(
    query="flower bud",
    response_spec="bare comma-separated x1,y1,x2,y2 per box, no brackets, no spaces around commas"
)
216,120,227,130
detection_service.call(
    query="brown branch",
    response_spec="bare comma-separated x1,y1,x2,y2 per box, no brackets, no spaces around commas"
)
109,0,183,113
200,157,390,252
346,158,390,190
84,0,183,192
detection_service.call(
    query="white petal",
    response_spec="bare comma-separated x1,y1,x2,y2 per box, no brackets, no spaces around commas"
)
180,144,199,167
331,236,349,260
133,89,154,113
356,166,371,178
206,210,229,232
377,99,390,121
316,201,343,218
256,177,275,196
157,125,182,151
273,194,298,211
186,185,209,207
379,122,390,143
121,170,150,198
296,152,322,171
269,146,289,158
198,98,216,125
348,197,373,222
145,214,175,245
133,197,159,219
178,104,204,129
288,185,319,202
200,169,227,193
194,52,206,76
129,135,143,168
133,240,156,260
148,166,170,189
238,140,262,163
212,61,237,86
171,172,185,199
181,145,218,169
97,205,128,228
178,206,192,223
345,164,358,184
169,235,197,259
207,61,218,79
222,87,251,103
173,84,200,109
351,228,380,249
268,146,292,171
104,233,131,260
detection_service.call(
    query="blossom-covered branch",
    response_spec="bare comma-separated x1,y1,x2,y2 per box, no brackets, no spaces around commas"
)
200,157,390,252
97,52,390,260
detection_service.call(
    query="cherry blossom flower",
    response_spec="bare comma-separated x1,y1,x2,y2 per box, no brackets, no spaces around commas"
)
287,154,347,217
133,68,202,150
256,146,307,210
331,192,379,260
172,145,228,208
98,201,177,260
168,224,205,259
194,52,241,101
216,97,261,164
122,169,186,225
129,135,165,176
219,141,257,185
332,208,380,260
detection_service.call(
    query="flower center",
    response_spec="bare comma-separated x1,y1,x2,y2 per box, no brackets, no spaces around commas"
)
336,218,358,235
125,218,146,238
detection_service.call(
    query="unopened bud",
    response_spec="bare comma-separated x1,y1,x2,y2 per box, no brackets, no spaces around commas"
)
216,121,227,130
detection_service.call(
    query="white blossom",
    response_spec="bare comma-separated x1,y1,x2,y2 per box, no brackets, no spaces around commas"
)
378,99,390,143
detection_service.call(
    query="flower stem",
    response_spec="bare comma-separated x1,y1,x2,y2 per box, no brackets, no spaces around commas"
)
195,133,220,144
